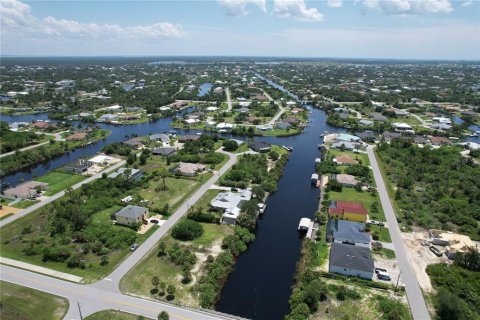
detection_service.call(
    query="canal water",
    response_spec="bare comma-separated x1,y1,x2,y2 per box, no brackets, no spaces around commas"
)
198,82,213,97
216,107,342,319
1,111,193,186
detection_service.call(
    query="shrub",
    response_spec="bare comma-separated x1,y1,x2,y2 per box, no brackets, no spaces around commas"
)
171,220,204,241
222,140,239,151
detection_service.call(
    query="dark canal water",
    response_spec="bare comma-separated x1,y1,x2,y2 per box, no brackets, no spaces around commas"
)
216,107,342,319
1,111,194,186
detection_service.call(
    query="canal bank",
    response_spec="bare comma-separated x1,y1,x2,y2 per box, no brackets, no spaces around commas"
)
216,107,344,319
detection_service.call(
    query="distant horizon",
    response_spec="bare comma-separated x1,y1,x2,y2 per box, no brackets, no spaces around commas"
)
1,55,479,62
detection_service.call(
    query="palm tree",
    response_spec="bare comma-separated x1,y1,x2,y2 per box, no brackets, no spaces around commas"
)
151,276,159,290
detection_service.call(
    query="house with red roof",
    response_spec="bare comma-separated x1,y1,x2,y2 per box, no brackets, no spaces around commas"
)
328,200,368,222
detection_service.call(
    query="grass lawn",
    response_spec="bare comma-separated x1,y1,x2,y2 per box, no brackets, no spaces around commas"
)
0,281,69,320
11,199,40,209
36,171,86,196
373,150,403,219
85,310,140,320
329,187,385,221
373,248,396,260
190,189,221,212
120,222,232,306
232,143,249,154
262,128,302,137
139,174,212,214
398,115,422,126
329,149,370,166
369,225,392,242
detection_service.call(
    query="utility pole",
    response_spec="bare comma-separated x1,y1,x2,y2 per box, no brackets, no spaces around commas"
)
395,271,402,292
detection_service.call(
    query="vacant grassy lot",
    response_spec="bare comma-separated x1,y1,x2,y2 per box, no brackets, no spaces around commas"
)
36,171,86,196
329,187,384,221
85,310,140,320
120,222,232,306
139,173,212,214
369,225,392,242
0,281,69,320
11,199,40,209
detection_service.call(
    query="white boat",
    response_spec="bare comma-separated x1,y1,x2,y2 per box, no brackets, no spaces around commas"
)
282,145,293,152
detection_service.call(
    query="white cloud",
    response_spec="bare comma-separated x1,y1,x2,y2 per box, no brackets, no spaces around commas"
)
461,0,473,7
1,0,186,41
362,0,453,15
217,0,267,16
273,0,324,21
327,0,343,8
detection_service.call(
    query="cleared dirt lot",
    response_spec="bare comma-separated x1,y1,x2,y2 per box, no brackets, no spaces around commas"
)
400,228,450,293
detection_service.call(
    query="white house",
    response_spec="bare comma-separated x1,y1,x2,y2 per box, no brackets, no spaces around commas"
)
210,189,252,224
392,122,414,134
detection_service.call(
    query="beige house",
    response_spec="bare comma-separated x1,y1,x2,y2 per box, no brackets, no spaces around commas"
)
114,205,148,226
176,162,206,176
4,181,48,199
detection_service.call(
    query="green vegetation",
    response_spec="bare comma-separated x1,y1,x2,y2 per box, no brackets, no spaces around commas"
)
11,200,40,209
0,175,148,282
84,310,141,320
373,248,396,260
36,171,86,196
329,187,384,221
368,225,391,242
196,226,255,308
0,281,69,320
221,152,289,193
120,222,233,306
0,128,110,177
377,141,480,239
172,219,204,241
427,252,480,320
169,135,224,166
0,121,45,153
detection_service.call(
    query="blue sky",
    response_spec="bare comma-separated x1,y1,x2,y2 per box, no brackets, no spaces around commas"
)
1,0,479,59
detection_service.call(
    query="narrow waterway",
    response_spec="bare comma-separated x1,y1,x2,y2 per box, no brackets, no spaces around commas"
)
216,106,342,319
1,111,195,186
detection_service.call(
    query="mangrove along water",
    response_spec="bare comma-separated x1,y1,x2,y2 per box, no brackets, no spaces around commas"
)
216,107,344,319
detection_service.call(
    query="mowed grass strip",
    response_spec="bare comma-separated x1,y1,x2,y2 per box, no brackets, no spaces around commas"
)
85,310,139,320
0,281,69,320
36,171,86,196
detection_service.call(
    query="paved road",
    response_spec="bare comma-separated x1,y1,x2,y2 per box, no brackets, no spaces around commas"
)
93,150,237,292
0,265,236,320
0,130,67,158
259,89,286,126
225,87,233,112
367,146,431,320
0,160,126,228
0,141,50,158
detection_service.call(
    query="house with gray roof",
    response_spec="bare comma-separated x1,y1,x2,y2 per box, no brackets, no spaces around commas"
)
275,122,291,130
114,205,148,226
150,133,170,143
370,112,387,122
108,168,144,180
329,243,374,280
331,141,355,151
327,219,371,248
152,147,176,156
